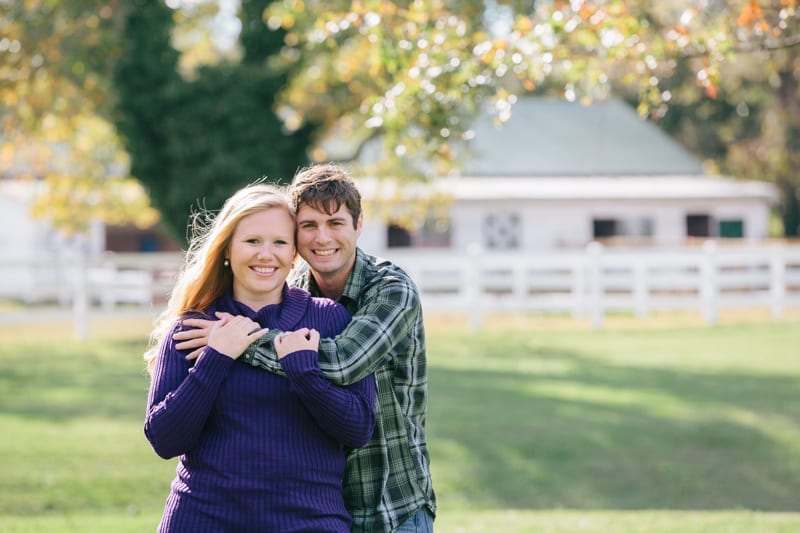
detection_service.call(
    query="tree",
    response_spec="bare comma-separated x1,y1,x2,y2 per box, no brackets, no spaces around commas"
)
113,0,314,241
5,1,799,236
0,0,158,234
0,1,122,135
264,0,800,234
623,7,800,236
1,0,313,240
650,50,800,236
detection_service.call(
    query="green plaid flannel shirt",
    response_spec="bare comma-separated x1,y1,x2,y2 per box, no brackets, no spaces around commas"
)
241,248,436,532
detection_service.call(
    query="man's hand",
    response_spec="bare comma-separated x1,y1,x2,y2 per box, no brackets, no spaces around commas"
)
207,315,268,360
174,312,237,360
274,328,320,359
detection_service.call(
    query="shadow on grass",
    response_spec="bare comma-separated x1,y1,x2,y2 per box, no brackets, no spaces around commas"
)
0,339,150,421
428,346,800,512
4,333,800,514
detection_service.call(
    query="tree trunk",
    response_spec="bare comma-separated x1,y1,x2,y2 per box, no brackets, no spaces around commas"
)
780,180,800,237
776,68,800,237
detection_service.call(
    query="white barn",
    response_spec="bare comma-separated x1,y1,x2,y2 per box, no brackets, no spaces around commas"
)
353,97,777,253
0,180,104,302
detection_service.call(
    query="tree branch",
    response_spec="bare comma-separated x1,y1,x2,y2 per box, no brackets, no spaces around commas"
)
679,33,800,59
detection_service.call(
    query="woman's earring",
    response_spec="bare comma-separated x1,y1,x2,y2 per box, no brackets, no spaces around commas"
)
223,259,230,267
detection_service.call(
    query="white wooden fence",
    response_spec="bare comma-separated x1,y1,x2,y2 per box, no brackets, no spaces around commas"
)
391,241,800,329
2,241,799,337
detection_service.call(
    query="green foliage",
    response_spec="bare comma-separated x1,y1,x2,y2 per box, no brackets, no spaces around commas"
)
113,0,313,242
652,48,800,236
4,1,800,236
265,0,800,234
0,0,158,234
0,0,121,134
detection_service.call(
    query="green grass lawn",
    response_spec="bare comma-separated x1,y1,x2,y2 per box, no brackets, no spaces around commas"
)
1,310,799,532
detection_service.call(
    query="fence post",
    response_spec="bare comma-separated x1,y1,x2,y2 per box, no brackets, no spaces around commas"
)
72,252,89,341
57,253,72,306
571,254,586,319
700,240,719,325
465,244,483,330
586,241,604,329
632,257,648,318
770,241,786,319
512,257,526,305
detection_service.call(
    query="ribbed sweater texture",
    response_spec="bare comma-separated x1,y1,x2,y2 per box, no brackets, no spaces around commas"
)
145,286,376,532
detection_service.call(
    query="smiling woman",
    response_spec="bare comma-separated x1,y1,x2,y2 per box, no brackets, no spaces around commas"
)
226,207,296,310
141,182,376,532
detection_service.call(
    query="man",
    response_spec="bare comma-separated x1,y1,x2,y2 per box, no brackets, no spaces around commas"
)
175,163,436,532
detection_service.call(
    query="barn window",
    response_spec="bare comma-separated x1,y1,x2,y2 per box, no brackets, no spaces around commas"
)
484,213,521,250
593,219,618,238
687,214,712,237
387,224,412,247
593,217,654,239
387,218,451,248
719,219,744,238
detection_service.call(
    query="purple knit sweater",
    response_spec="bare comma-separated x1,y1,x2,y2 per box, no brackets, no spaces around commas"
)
145,285,376,532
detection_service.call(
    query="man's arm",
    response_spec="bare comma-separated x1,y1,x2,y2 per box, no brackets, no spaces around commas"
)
183,277,421,385
248,276,420,386
175,312,284,373
235,329,284,374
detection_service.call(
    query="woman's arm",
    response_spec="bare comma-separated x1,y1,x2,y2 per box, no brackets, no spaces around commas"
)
272,303,376,447
145,316,266,458
279,343,376,448
144,321,235,459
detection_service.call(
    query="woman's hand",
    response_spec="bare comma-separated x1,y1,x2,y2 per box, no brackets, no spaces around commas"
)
274,328,320,359
174,312,236,360
206,315,268,360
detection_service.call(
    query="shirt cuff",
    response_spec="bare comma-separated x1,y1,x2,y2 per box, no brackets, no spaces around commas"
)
279,350,319,379
191,347,235,386
240,344,256,365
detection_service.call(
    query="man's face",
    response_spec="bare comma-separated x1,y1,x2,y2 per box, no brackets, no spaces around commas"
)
295,201,362,277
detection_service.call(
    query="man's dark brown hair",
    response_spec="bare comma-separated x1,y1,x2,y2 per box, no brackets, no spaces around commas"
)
290,163,362,228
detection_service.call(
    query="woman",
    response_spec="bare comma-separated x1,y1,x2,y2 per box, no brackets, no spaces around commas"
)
144,183,376,532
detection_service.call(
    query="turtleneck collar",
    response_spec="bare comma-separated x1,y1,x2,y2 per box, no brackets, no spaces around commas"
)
209,284,312,331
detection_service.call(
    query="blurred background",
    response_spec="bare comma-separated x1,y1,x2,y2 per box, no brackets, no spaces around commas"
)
1,1,800,531
1,0,800,332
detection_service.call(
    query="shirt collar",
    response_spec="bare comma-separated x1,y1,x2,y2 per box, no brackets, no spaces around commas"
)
340,247,367,303
298,248,366,312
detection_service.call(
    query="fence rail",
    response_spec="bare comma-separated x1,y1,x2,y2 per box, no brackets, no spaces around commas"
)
2,241,800,337
391,241,800,328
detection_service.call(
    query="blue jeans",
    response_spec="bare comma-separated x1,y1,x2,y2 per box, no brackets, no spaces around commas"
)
395,507,434,533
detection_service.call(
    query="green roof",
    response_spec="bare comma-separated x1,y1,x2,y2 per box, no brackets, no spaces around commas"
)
462,97,704,177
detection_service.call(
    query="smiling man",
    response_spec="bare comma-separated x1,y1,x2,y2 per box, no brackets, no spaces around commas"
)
175,164,437,532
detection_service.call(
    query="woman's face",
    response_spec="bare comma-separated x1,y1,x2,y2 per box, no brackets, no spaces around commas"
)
227,206,296,310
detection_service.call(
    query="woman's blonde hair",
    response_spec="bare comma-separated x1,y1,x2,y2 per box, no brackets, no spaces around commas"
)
144,183,293,374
